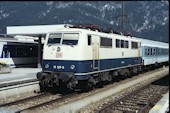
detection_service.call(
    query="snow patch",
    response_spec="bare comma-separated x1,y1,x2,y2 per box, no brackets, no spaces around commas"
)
46,1,53,6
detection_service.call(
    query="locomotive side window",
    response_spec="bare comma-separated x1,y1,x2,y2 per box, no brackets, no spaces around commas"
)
63,33,79,45
88,35,91,45
131,41,138,49
47,33,62,45
100,37,112,48
116,39,120,48
121,40,124,48
125,40,128,48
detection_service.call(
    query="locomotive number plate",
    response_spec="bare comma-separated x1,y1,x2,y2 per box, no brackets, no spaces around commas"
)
56,52,63,58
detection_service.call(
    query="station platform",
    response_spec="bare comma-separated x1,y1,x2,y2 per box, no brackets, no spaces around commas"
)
149,92,169,113
0,68,42,85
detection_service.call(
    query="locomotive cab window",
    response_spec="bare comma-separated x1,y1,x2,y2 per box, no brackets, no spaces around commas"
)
62,33,79,45
47,33,79,46
47,33,62,45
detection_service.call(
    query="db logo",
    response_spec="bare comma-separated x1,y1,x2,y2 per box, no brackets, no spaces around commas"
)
56,52,63,58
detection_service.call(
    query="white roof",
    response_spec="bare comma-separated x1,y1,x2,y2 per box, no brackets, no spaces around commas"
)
132,37,169,48
6,24,73,36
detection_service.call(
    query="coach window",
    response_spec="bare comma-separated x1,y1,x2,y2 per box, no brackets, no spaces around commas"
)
166,49,168,55
16,47,24,56
145,47,148,56
153,48,156,55
148,47,150,55
116,39,120,48
87,35,91,45
159,48,162,55
4,46,10,58
125,41,128,48
121,40,124,48
162,49,164,55
151,48,153,55
157,48,159,55
165,49,167,55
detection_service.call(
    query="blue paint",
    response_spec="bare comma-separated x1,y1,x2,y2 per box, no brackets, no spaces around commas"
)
42,57,142,74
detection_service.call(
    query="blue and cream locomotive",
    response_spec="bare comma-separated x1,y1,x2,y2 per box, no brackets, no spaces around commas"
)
37,25,169,91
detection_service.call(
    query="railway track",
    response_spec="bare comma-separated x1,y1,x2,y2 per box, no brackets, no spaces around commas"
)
0,93,50,107
0,66,168,113
0,92,76,113
97,75,169,113
15,92,76,113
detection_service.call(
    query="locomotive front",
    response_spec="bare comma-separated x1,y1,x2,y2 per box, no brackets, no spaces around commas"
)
37,29,85,91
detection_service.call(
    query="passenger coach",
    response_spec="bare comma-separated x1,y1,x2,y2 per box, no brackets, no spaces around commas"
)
0,34,38,67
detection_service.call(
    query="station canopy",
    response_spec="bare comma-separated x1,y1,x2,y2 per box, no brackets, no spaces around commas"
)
6,24,73,37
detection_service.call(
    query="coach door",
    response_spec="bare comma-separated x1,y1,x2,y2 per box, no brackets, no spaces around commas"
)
92,35,100,70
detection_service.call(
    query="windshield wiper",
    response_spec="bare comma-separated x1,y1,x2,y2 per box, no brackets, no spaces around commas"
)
48,44,52,47
62,43,74,47
68,43,74,47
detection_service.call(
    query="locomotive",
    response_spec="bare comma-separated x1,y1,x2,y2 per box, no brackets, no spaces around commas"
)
36,25,169,91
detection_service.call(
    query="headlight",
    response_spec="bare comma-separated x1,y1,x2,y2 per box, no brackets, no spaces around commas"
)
70,65,75,69
45,64,49,68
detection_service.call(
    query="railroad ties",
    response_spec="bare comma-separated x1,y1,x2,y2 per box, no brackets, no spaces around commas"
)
0,92,77,113
97,75,169,113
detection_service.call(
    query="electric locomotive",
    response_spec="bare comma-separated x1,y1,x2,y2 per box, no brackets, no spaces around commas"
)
37,25,144,91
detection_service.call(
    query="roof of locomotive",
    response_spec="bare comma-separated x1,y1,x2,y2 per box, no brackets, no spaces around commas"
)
47,28,140,42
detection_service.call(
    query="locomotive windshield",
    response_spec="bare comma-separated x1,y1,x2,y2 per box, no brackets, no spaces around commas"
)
62,33,79,45
47,33,79,46
47,33,62,45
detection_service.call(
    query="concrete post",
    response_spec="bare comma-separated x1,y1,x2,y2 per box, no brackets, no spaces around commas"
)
38,35,42,68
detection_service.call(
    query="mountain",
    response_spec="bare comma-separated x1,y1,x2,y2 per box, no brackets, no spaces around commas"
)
0,1,169,43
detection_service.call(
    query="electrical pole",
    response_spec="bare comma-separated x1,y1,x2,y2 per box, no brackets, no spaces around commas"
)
121,1,124,34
